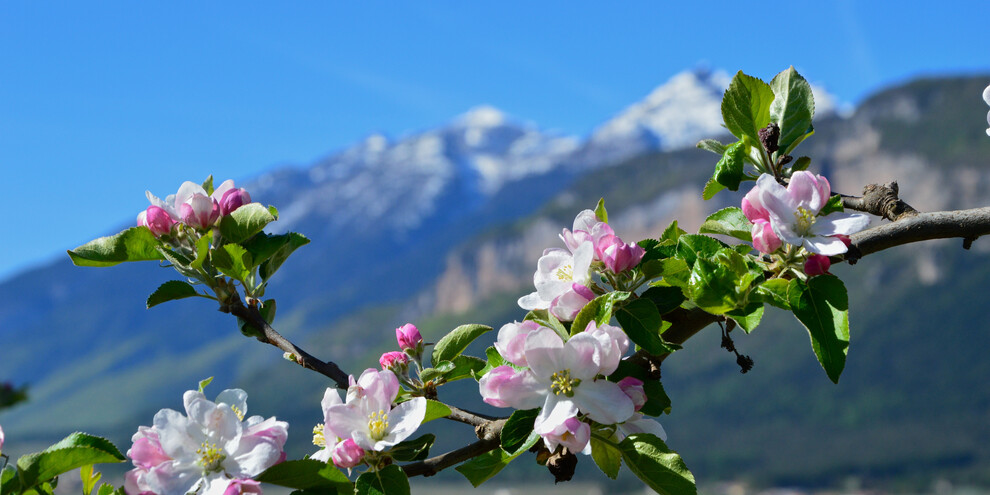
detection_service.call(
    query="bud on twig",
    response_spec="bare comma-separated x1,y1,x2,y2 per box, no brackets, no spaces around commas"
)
547,449,577,483
759,123,780,154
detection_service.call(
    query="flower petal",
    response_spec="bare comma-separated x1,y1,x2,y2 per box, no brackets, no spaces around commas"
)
376,397,427,450
573,380,635,425
534,396,579,435
803,236,848,256
812,212,871,236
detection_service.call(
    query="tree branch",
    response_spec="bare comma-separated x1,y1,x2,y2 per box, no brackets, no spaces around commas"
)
848,206,990,259
402,419,506,477
840,181,919,221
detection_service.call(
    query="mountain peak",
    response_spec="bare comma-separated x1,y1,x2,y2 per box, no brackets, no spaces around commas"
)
454,105,507,128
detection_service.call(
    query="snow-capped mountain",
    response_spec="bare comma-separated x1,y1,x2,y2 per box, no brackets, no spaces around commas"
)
251,105,579,236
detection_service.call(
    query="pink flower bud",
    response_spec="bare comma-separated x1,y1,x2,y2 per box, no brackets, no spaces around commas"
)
804,254,831,276
0,423,5,457
395,323,422,352
617,377,647,412
223,479,263,495
598,235,646,273
479,366,524,408
127,427,170,470
379,351,409,371
742,186,770,223
179,194,220,229
219,188,252,216
137,206,176,237
332,438,365,468
751,220,782,254
494,320,542,367
549,284,595,322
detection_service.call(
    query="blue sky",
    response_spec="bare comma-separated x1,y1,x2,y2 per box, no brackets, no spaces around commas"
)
2,1,988,281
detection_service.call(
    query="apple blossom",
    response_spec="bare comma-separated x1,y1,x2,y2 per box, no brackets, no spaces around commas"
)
541,416,591,455
325,369,426,453
124,388,288,495
379,351,409,372
754,172,870,255
479,325,635,434
310,388,343,464
138,206,176,237
597,234,646,273
549,283,596,322
219,188,252,216
804,254,831,276
493,320,543,367
617,376,647,412
559,210,613,254
518,242,594,312
751,219,782,254
331,439,365,469
395,323,423,353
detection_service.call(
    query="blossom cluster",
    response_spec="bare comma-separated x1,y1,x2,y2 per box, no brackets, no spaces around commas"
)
984,84,990,137
125,389,287,495
137,180,251,236
312,369,426,470
742,171,869,275
480,320,665,454
518,209,645,321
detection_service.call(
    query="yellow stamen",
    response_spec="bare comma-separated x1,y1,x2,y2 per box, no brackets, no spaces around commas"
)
793,207,817,235
230,404,245,421
312,424,326,448
550,370,580,397
368,410,389,441
555,264,573,281
196,441,225,473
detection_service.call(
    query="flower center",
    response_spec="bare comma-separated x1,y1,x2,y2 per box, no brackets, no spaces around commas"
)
230,404,245,421
550,370,580,397
368,410,389,441
793,207,817,235
312,424,326,448
555,264,573,281
196,441,225,473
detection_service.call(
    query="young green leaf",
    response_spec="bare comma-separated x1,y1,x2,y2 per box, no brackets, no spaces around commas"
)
675,235,728,268
615,298,676,355
356,465,409,495
200,175,214,196
431,324,493,365
256,459,353,493
421,399,452,424
818,194,845,216
790,155,812,172
146,280,201,309
712,141,747,191
770,66,816,156
198,376,214,392
455,433,540,487
388,434,435,462
571,291,632,336
696,138,728,156
619,433,696,495
251,232,311,282
756,279,790,310
211,244,254,282
726,302,765,333
721,71,775,145
441,355,487,382
15,433,126,491
500,408,539,454
218,203,277,244
698,207,754,242
641,286,686,315
523,309,569,339
788,275,850,383
594,197,608,223
660,221,686,243
590,434,622,479
702,177,726,200
67,227,165,267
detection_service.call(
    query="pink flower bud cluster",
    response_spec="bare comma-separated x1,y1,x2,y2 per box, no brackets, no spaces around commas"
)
562,210,645,275
137,179,252,236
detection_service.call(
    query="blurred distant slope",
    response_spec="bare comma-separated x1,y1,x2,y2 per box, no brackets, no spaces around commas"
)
2,71,990,489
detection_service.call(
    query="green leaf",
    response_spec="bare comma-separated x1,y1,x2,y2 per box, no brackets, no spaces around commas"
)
95,484,116,495
615,298,675,355
218,203,276,244
67,227,165,267
198,377,214,392
15,433,125,490
695,138,728,156
641,286,686,315
190,230,213,270
819,194,844,216
212,244,253,282
431,324,493,365
655,258,691,289
660,221,686,243
721,70,775,145
201,175,214,196
790,155,812,172
571,291,632,336
699,207,753,242
590,435,622,479
726,302,765,333
252,232,310,282
388,434,435,462
455,433,540,487
712,141,747,191
442,355,487,382
421,400,452,424
770,66,815,155
788,275,850,383
686,257,742,315
523,309,568,340
619,434,696,495
80,465,100,495
146,280,200,309
702,177,726,200
478,346,509,377
676,235,727,268
355,465,409,495
594,198,608,223
500,408,539,453
3,465,22,495
256,459,352,493
756,279,790,310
